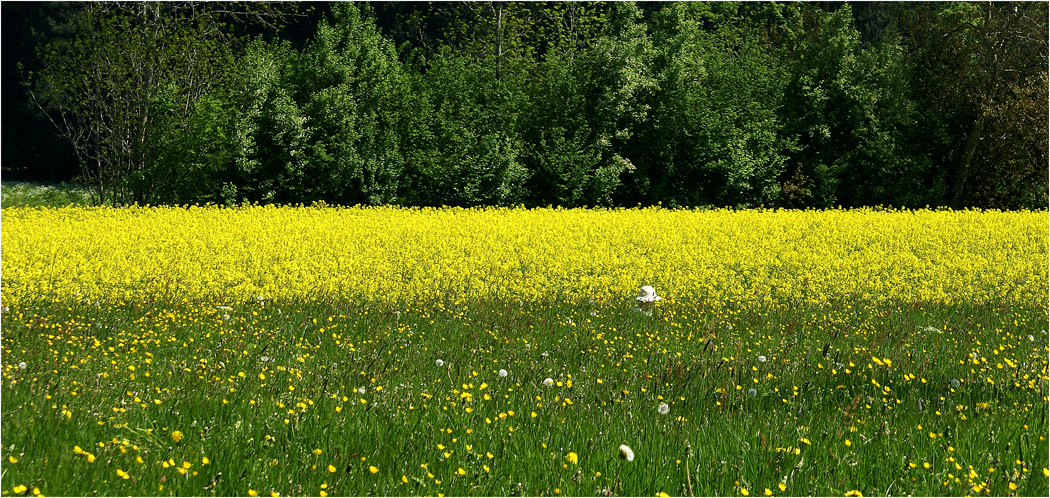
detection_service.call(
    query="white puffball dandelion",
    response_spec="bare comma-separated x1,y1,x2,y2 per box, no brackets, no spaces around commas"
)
747,388,758,397
618,445,635,462
758,355,767,363
436,359,445,367
17,362,27,370
357,386,366,394
499,369,508,378
950,379,961,388
657,403,670,415
543,378,554,387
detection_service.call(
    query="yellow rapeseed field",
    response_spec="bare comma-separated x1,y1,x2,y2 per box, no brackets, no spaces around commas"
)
1,205,1046,307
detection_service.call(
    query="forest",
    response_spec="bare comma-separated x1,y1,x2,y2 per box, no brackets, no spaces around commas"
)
3,1,1047,209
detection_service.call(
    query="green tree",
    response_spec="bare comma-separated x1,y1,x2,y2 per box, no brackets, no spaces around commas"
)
900,2,1048,209
524,1,653,207
398,2,538,207
777,4,931,208
403,46,530,207
25,2,301,205
298,2,412,205
226,39,306,205
625,2,790,208
228,3,414,206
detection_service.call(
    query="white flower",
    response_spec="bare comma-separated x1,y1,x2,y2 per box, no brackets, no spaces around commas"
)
357,386,366,394
1028,335,1035,342
499,369,508,378
747,388,757,397
436,359,445,367
618,444,635,462
636,286,662,302
543,378,554,387
970,352,978,360
657,403,670,415
17,362,27,370
757,355,767,363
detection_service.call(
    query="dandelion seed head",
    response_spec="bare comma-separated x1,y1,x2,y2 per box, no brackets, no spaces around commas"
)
618,444,635,462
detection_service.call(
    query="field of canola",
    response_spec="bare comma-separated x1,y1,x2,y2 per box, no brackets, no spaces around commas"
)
1,205,1047,497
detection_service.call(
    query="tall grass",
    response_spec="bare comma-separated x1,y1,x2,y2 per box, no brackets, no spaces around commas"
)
1,296,1046,497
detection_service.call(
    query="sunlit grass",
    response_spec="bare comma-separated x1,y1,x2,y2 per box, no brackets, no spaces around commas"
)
0,181,95,208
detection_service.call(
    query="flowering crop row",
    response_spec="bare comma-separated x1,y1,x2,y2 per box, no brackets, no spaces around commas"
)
2,206,1046,307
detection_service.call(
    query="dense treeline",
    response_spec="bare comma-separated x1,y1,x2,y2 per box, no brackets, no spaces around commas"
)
7,1,1048,209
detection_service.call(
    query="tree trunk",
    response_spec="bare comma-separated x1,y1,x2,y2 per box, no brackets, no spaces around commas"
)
950,113,986,209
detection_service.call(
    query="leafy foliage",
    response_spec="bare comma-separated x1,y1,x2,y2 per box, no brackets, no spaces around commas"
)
628,2,790,208
17,1,1048,209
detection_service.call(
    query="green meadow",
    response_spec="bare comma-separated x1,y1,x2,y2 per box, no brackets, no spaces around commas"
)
1,294,1047,497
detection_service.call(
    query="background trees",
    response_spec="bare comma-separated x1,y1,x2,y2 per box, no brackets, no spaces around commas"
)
10,1,1047,209
624,2,790,208
899,2,1048,209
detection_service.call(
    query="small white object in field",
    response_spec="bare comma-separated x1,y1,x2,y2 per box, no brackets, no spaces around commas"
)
636,286,662,302
543,378,554,387
758,355,767,363
618,444,635,462
657,403,670,415
435,359,445,367
499,369,508,378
